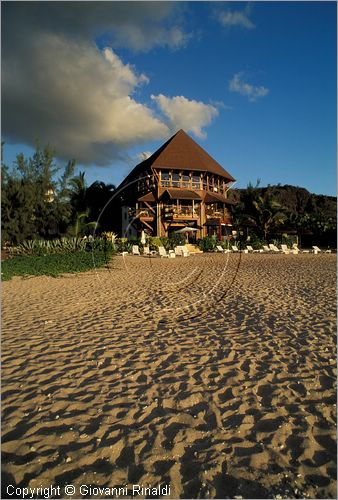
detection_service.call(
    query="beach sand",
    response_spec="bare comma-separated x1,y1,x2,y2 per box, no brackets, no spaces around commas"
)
2,253,337,499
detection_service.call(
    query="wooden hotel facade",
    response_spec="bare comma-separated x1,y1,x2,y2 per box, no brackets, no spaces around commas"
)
116,130,236,241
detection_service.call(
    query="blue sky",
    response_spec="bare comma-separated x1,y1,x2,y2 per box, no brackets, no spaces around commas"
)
2,1,337,195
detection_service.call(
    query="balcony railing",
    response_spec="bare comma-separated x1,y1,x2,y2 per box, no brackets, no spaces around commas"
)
135,208,155,218
206,209,224,218
159,179,228,194
163,205,199,218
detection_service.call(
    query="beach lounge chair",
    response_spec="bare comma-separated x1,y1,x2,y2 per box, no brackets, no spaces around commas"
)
181,245,190,257
168,250,176,258
231,245,240,253
158,246,169,258
216,245,226,253
132,245,140,256
293,243,309,254
269,244,281,253
174,245,190,257
312,245,332,254
262,245,270,252
174,246,182,256
281,244,291,254
246,245,263,253
292,243,300,254
143,246,150,255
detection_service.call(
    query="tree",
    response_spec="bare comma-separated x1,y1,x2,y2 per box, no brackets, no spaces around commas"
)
85,181,116,231
252,196,287,240
1,143,77,244
231,180,287,240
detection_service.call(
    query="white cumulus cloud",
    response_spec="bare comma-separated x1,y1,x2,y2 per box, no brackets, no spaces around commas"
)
2,2,191,166
229,73,269,102
2,34,169,165
151,94,219,138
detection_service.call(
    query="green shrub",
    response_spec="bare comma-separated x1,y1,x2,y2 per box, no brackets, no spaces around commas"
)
159,236,170,251
1,249,114,281
168,233,186,249
147,237,163,251
115,238,131,253
198,236,216,252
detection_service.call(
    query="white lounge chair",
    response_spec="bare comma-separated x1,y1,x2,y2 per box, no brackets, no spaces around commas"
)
312,245,332,254
269,244,281,253
293,243,309,254
216,245,226,253
168,250,176,258
246,245,262,253
292,243,300,254
231,245,239,253
262,245,270,252
158,246,169,258
174,246,182,256
143,246,150,255
132,245,140,255
181,245,190,257
281,244,291,254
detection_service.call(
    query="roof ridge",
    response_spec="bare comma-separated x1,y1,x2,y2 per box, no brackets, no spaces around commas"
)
119,129,235,188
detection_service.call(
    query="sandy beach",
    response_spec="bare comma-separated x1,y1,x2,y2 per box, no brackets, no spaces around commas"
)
2,253,336,499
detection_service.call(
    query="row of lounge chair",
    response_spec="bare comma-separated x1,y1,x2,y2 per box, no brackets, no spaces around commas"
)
216,244,332,254
126,243,332,257
127,245,191,258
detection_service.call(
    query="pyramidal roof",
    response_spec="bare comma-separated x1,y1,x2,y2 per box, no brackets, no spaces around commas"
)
122,130,235,184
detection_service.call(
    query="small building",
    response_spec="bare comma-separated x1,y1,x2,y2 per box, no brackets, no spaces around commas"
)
116,129,236,241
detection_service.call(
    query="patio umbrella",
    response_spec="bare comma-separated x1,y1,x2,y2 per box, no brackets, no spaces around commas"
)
174,227,198,233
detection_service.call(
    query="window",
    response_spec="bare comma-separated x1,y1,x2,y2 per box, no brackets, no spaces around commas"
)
172,173,180,187
161,171,170,187
192,175,200,189
181,173,190,188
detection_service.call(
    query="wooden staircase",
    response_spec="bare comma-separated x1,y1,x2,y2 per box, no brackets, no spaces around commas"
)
185,243,203,254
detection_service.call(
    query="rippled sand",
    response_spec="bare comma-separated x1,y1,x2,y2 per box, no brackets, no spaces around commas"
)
2,254,337,499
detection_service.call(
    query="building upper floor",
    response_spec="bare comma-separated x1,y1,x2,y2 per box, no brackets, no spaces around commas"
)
116,129,236,206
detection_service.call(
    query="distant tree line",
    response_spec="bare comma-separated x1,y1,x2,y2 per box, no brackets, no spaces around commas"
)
229,180,337,247
1,143,117,245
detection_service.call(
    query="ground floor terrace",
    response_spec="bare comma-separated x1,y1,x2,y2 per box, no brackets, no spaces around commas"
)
2,253,336,499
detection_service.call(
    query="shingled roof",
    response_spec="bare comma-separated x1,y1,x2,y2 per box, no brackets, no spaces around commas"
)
121,130,235,186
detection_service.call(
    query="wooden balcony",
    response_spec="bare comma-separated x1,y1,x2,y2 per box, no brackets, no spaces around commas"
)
135,208,155,220
159,179,225,194
206,210,222,218
163,205,199,220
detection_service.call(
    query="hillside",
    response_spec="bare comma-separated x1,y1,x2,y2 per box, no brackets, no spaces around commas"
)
228,184,337,219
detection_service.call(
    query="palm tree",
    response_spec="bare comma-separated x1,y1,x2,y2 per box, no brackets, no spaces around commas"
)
85,181,116,231
68,171,89,236
252,196,287,240
232,181,287,240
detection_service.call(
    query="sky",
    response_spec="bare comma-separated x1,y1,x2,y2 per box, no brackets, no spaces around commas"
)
1,1,337,196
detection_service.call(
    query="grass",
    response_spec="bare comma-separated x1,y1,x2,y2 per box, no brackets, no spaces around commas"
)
1,249,114,281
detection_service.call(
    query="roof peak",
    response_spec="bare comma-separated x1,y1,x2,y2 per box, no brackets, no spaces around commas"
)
119,129,236,187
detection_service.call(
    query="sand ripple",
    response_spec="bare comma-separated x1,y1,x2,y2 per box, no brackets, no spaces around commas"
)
2,254,336,498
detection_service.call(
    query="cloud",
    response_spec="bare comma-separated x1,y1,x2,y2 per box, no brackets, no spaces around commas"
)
2,2,188,52
137,151,153,162
151,95,219,138
229,73,269,102
217,6,255,29
2,2,192,165
2,34,169,164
